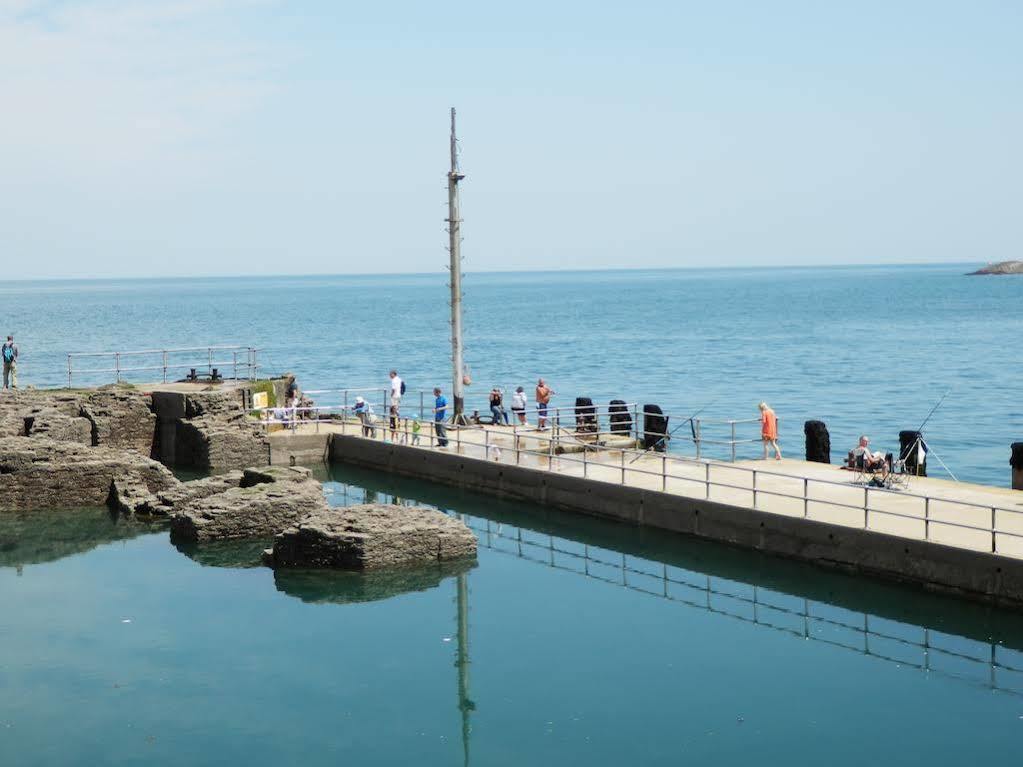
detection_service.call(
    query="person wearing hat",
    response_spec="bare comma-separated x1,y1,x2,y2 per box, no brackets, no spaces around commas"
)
2,335,17,390
353,396,375,438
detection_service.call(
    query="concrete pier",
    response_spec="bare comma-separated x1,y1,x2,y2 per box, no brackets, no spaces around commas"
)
269,420,1023,608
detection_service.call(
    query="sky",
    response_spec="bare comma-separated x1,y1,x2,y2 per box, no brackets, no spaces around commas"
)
0,0,1020,279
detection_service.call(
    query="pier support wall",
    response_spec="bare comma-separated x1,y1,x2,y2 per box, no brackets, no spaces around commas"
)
328,435,1023,610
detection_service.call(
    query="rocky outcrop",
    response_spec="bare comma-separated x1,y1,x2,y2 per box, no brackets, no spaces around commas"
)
169,466,326,543
265,504,477,570
80,389,156,453
174,416,269,472
0,437,176,511
968,260,1023,275
110,470,246,516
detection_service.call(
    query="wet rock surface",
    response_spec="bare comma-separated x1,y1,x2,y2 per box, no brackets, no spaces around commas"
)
0,437,177,511
169,466,326,543
265,503,478,570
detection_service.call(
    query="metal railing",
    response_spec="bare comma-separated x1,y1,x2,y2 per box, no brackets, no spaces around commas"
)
295,413,1023,557
268,387,766,461
67,345,260,387
326,480,1023,698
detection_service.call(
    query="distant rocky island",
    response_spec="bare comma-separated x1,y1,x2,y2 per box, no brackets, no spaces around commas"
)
967,260,1023,275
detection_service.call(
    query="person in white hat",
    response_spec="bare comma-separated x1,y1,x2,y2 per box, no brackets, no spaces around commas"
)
353,396,376,438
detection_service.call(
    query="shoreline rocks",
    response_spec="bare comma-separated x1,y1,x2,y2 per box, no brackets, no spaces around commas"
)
264,503,478,570
169,466,327,543
967,260,1023,275
0,436,176,511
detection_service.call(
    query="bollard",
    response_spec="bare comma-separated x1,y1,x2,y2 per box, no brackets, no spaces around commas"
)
899,430,927,476
1011,443,1023,490
609,400,632,434
642,405,669,452
804,420,831,464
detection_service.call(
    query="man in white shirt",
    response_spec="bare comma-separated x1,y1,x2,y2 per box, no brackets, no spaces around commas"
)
388,370,403,440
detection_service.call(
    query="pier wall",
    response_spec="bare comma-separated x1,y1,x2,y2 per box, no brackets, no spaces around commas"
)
327,434,1023,609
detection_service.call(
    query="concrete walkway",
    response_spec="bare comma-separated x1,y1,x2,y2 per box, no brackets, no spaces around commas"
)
268,418,1023,559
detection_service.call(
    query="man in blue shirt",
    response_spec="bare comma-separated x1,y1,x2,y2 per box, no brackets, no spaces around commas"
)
432,387,449,447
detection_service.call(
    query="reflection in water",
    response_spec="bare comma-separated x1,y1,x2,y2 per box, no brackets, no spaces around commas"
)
273,559,475,604
0,507,156,571
325,463,1023,704
174,538,271,569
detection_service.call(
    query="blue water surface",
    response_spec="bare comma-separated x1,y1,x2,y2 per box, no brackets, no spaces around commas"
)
2,465,1023,766
0,263,1019,482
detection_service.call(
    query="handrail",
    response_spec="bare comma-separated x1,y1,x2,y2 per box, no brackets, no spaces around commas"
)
290,412,1023,555
67,345,259,387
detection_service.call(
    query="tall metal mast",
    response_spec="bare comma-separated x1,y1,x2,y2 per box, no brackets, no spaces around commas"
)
447,107,466,421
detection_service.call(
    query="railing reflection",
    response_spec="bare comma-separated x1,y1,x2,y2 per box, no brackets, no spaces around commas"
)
326,479,1023,699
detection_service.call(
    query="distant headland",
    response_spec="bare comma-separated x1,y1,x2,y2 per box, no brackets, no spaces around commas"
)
967,260,1023,275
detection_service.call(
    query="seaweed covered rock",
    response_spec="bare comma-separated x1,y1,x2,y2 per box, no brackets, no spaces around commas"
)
265,504,477,570
0,437,176,511
169,466,325,543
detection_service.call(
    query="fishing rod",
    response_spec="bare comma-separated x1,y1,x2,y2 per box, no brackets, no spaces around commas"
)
628,399,718,465
906,388,958,482
914,388,952,434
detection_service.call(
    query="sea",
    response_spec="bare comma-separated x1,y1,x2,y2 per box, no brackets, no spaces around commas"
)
0,263,1019,484
2,263,1023,765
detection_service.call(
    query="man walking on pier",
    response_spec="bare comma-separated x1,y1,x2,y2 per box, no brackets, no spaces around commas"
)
433,387,449,447
2,335,17,390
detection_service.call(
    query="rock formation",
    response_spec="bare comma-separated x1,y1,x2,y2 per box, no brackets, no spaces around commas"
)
0,436,176,511
967,260,1023,275
265,503,477,570
169,466,327,543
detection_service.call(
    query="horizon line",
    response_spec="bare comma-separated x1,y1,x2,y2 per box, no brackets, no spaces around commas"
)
0,258,992,284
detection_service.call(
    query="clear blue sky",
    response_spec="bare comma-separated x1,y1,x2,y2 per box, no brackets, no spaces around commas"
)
1,0,1020,278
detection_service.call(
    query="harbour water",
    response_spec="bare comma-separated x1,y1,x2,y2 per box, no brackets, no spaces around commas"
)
3,464,1023,765
1,263,1020,485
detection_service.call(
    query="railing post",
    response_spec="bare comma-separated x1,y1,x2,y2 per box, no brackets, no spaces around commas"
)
208,347,213,377
620,451,626,484
583,446,588,478
162,351,168,383
662,454,667,492
232,351,237,381
705,462,710,499
730,421,736,462
864,487,869,529
114,352,121,383
803,478,809,517
420,391,425,420
753,470,758,509
924,497,930,540
992,507,997,553
484,428,490,459
695,419,702,460
67,355,72,389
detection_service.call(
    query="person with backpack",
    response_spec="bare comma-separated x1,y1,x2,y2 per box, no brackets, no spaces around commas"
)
2,335,18,390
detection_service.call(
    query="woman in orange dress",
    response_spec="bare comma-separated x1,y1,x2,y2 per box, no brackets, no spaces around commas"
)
759,402,782,460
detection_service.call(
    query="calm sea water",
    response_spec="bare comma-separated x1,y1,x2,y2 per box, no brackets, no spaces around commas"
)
0,264,1019,484
2,464,1023,766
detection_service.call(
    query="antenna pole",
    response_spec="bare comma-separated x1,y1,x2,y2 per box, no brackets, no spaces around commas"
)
447,107,466,421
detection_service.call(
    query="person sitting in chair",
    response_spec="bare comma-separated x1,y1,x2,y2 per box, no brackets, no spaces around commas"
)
851,435,889,480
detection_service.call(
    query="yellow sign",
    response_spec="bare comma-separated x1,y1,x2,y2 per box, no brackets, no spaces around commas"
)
252,391,269,409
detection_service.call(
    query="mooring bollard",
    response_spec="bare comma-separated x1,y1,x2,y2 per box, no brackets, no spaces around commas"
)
899,430,927,476
804,420,831,464
1011,443,1023,490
